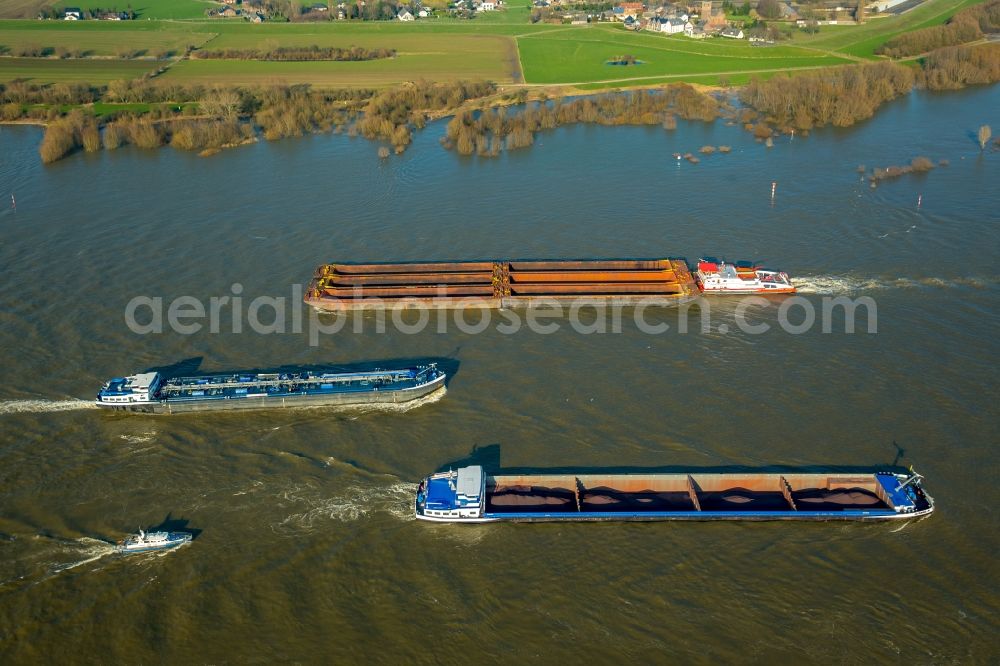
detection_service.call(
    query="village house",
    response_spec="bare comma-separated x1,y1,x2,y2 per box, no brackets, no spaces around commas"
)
219,6,238,17
720,26,744,38
63,7,82,20
310,3,329,10
647,16,690,33
613,2,645,20
397,8,414,20
479,0,497,10
249,11,265,22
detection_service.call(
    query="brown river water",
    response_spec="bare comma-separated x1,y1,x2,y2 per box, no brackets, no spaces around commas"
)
0,87,998,663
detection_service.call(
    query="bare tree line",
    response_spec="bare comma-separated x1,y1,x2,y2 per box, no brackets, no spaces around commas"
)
441,85,720,157
740,44,1000,131
191,46,395,62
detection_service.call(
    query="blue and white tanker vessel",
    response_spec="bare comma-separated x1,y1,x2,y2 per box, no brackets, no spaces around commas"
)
96,364,445,414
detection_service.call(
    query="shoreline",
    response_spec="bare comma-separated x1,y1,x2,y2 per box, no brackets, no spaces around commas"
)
5,46,998,164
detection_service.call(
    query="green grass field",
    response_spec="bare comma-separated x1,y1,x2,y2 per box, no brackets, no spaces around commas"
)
129,0,218,19
517,27,854,85
163,37,517,86
0,57,157,83
0,0,986,88
0,25,214,56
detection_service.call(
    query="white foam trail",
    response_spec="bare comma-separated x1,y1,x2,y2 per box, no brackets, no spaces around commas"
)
317,386,446,417
0,399,96,414
48,537,116,574
274,481,418,533
119,432,156,444
794,275,998,295
270,386,446,418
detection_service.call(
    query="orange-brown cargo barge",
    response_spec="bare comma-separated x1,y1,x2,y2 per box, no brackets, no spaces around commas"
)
305,259,698,311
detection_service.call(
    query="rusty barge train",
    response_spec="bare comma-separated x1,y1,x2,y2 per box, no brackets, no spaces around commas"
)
305,258,701,311
415,466,934,523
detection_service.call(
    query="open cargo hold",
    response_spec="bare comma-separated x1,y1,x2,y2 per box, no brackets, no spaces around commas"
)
415,466,934,523
305,259,698,311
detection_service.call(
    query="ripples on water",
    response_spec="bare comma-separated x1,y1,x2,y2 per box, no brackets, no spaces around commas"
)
273,480,418,533
0,87,998,662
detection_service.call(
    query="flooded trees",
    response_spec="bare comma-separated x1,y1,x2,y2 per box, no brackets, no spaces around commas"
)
440,85,719,158
740,61,916,130
38,110,100,163
921,44,1000,90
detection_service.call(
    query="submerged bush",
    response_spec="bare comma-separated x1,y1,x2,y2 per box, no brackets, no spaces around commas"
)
39,122,76,163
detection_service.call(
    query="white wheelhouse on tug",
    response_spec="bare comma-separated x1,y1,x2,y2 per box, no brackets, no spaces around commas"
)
695,258,795,294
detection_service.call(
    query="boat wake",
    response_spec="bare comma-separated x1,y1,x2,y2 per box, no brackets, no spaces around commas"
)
273,481,418,534
0,536,117,590
795,275,998,295
48,537,117,574
119,432,157,445
332,386,446,417
0,399,96,415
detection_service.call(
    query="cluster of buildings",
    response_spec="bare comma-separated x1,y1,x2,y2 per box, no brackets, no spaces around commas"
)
612,2,738,38
618,1,864,37
530,2,748,36
209,0,268,22
532,1,864,34
59,8,131,20
204,1,446,22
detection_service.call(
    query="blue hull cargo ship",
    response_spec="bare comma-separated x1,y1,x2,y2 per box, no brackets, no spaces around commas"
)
96,364,445,414
415,466,934,523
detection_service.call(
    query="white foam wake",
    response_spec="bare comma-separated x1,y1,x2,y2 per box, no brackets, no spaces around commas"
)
49,538,117,573
25,537,117,581
119,432,157,445
0,399,96,414
298,386,447,417
274,481,418,533
795,275,998,295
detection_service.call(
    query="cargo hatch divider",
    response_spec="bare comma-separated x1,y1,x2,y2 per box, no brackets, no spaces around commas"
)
686,475,702,511
574,478,583,512
780,476,798,511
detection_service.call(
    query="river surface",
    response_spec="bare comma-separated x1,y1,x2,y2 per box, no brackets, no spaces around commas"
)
0,86,998,663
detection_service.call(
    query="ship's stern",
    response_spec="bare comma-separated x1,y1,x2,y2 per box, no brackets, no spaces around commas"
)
415,466,487,522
